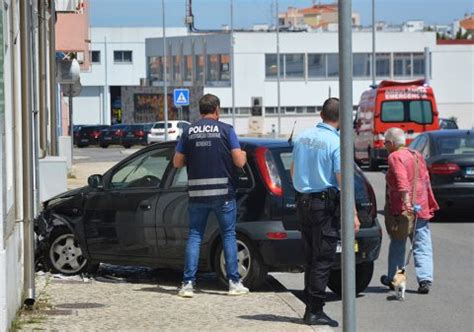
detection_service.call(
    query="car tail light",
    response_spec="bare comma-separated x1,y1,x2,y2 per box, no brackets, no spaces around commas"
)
429,163,460,174
373,133,385,149
115,129,123,137
255,147,283,197
266,232,288,240
134,130,145,137
90,131,101,139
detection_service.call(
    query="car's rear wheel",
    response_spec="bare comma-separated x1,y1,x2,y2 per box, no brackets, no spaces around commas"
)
214,234,267,290
123,144,131,149
327,261,374,295
43,227,96,275
100,143,109,148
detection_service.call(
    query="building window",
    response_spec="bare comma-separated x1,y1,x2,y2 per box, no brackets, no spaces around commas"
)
195,55,204,83
184,55,193,81
91,50,100,63
412,53,425,77
207,54,220,81
327,54,339,77
149,56,162,82
114,50,133,63
285,54,304,78
376,53,390,77
265,54,283,78
173,55,182,82
220,54,230,81
308,54,326,78
394,53,412,77
353,53,371,77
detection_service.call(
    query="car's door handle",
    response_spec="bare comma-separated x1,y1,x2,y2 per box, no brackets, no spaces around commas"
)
139,200,152,211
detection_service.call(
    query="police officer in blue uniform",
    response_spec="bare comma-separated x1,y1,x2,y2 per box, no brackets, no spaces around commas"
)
291,98,360,327
173,94,249,298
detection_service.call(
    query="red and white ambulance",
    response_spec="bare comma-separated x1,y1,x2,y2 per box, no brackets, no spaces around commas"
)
354,79,440,170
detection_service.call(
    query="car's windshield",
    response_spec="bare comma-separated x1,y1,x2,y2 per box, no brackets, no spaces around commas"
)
153,123,172,129
381,100,433,124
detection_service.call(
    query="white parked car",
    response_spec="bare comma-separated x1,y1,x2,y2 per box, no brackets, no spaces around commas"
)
148,120,191,143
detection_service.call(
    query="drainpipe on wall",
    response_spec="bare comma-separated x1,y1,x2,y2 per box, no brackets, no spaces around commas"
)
20,0,36,307
38,0,48,155
49,0,57,155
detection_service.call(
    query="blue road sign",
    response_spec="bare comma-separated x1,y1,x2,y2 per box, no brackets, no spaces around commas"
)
173,88,190,106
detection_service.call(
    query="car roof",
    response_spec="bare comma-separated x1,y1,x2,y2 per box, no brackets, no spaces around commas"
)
425,129,472,138
238,137,292,148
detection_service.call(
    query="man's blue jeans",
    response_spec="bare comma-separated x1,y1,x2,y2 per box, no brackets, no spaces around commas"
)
183,199,240,283
387,219,433,283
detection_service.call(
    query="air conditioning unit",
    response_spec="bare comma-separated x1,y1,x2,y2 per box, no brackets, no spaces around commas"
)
55,0,84,13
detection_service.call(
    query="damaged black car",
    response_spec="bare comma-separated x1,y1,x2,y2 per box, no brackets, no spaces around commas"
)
35,139,382,292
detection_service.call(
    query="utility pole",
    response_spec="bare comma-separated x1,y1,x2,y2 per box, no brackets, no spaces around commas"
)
230,0,236,128
49,0,58,155
162,0,169,141
371,0,376,86
103,36,108,124
20,0,36,307
339,0,356,330
38,0,48,154
275,0,281,136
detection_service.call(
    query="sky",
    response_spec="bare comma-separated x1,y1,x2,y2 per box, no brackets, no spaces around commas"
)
89,0,473,28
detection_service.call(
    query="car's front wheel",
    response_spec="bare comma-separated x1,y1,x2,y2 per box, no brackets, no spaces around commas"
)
327,261,374,295
43,227,95,275
214,234,268,290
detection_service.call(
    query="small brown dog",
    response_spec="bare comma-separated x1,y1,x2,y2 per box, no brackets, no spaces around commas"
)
392,267,407,301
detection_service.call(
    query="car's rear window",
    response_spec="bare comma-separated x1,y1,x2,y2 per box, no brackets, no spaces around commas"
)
381,100,433,124
435,136,474,155
153,123,172,129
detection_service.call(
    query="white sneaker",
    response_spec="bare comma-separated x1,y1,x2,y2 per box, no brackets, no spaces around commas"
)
178,281,194,298
228,280,249,296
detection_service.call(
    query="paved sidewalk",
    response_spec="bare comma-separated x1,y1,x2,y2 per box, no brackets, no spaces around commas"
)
35,160,333,331
18,268,332,331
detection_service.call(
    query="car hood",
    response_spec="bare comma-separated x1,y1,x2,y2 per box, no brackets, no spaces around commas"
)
43,186,88,207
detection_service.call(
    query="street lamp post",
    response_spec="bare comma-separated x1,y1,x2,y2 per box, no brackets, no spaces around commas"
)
230,0,236,128
372,0,376,86
275,0,281,136
162,0,169,141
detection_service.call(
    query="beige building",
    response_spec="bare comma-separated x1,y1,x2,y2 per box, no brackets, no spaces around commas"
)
279,3,360,30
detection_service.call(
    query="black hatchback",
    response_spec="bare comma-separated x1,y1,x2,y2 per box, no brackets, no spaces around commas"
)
75,125,110,148
35,139,382,292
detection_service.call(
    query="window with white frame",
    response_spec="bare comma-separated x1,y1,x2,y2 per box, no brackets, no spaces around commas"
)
114,50,133,63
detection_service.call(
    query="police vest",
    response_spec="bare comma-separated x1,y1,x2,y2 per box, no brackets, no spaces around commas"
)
183,119,237,202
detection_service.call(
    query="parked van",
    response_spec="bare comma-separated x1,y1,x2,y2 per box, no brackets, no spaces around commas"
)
354,80,439,170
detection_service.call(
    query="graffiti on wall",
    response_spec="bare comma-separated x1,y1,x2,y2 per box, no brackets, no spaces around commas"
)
134,93,187,123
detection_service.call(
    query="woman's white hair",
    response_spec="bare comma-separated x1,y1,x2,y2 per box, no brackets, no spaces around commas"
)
384,127,406,147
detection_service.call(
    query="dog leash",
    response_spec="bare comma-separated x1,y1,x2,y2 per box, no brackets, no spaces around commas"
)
403,204,421,269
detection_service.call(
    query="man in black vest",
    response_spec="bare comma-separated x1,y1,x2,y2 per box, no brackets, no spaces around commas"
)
173,93,249,298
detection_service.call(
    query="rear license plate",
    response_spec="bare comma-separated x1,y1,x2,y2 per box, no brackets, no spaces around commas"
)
465,167,474,177
104,137,112,140
336,240,359,253
80,139,88,143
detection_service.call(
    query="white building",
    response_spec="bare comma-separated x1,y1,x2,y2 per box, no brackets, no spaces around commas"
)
73,27,188,125
144,31,473,135
402,20,425,32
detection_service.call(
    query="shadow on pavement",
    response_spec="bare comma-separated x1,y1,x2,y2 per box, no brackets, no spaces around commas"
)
238,314,304,325
363,286,390,294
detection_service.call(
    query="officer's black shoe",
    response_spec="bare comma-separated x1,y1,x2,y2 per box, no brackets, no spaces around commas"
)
380,275,395,291
303,308,339,327
418,280,431,294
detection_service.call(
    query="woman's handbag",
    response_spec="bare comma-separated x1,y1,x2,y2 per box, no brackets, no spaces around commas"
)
384,150,419,241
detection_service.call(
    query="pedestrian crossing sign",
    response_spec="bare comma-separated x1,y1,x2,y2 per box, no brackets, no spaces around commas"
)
173,89,190,106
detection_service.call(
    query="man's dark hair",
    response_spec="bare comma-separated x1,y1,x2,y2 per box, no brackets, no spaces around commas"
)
199,94,220,115
321,97,340,122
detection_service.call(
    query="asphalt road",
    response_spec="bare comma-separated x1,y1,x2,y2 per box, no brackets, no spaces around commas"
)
272,169,474,332
73,147,473,330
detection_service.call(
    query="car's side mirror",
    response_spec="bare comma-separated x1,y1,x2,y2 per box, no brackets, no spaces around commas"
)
88,174,104,189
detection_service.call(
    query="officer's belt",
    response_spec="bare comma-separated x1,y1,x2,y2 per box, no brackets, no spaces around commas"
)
296,191,327,200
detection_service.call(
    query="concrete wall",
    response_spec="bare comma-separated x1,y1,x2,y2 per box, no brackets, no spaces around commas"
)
73,27,188,125
431,43,474,128
1,1,24,331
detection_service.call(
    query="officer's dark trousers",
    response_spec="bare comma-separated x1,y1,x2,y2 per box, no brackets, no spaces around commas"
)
296,194,340,312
